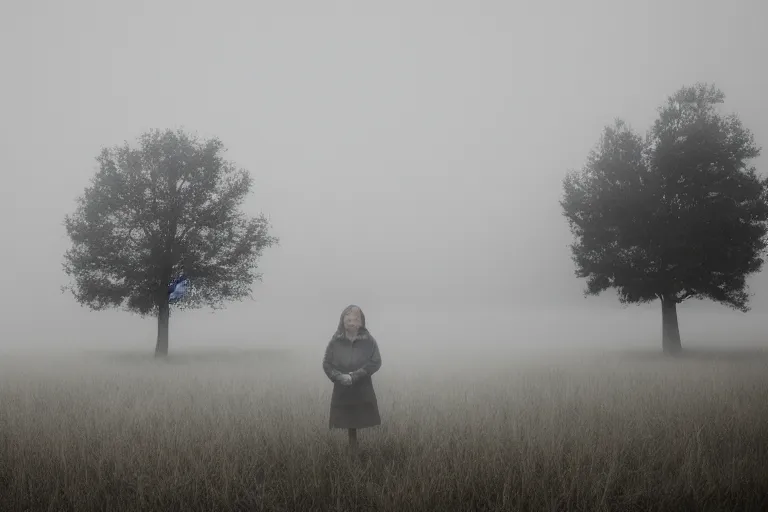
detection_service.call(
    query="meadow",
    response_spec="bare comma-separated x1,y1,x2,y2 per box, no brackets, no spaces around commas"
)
0,345,767,511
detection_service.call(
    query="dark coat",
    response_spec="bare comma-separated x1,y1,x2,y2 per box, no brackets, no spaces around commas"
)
322,308,382,429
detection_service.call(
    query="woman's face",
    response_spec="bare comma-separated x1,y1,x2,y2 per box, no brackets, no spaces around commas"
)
343,309,362,332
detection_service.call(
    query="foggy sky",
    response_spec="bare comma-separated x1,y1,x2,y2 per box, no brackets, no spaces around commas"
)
2,0,767,353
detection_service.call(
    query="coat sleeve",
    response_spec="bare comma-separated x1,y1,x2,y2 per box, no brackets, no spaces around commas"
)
350,337,382,382
322,340,343,383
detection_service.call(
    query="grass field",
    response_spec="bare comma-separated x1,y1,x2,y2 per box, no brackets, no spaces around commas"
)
0,346,767,511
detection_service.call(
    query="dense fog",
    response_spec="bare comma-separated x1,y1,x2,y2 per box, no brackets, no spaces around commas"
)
2,0,767,361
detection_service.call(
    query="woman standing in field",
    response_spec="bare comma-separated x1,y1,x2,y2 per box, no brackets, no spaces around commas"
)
322,305,382,452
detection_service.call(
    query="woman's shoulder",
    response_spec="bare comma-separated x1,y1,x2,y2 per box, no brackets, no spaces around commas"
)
360,332,377,344
327,332,351,344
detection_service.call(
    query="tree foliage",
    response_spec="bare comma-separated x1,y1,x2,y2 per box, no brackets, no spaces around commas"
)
561,83,768,312
63,129,278,319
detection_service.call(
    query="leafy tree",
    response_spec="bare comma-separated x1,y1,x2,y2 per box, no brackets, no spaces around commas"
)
63,129,278,357
561,83,768,353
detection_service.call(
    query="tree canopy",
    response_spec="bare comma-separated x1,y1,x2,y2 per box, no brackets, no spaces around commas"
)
63,129,277,355
561,83,768,352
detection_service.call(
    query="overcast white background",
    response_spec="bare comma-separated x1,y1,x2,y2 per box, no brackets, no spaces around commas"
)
1,0,767,357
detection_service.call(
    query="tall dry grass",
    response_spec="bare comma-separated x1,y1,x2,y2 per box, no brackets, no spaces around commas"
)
0,347,766,511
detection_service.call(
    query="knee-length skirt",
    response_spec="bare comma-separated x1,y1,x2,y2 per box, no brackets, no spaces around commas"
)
329,401,381,429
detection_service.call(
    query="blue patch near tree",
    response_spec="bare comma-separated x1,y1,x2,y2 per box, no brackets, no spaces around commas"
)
168,274,189,304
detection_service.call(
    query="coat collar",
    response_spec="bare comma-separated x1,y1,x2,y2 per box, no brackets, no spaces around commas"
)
334,330,370,342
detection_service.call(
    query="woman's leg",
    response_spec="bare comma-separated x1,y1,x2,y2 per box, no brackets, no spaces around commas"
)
348,428,358,451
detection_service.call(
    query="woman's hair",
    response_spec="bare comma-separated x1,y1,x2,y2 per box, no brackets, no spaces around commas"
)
333,304,369,339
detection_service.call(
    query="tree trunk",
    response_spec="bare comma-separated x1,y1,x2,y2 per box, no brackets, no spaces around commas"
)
155,301,170,358
661,296,682,355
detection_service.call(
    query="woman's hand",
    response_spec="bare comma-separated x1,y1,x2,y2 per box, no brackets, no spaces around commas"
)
338,374,353,386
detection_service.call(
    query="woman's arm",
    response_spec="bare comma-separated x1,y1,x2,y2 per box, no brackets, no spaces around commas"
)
350,338,382,382
322,340,344,383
